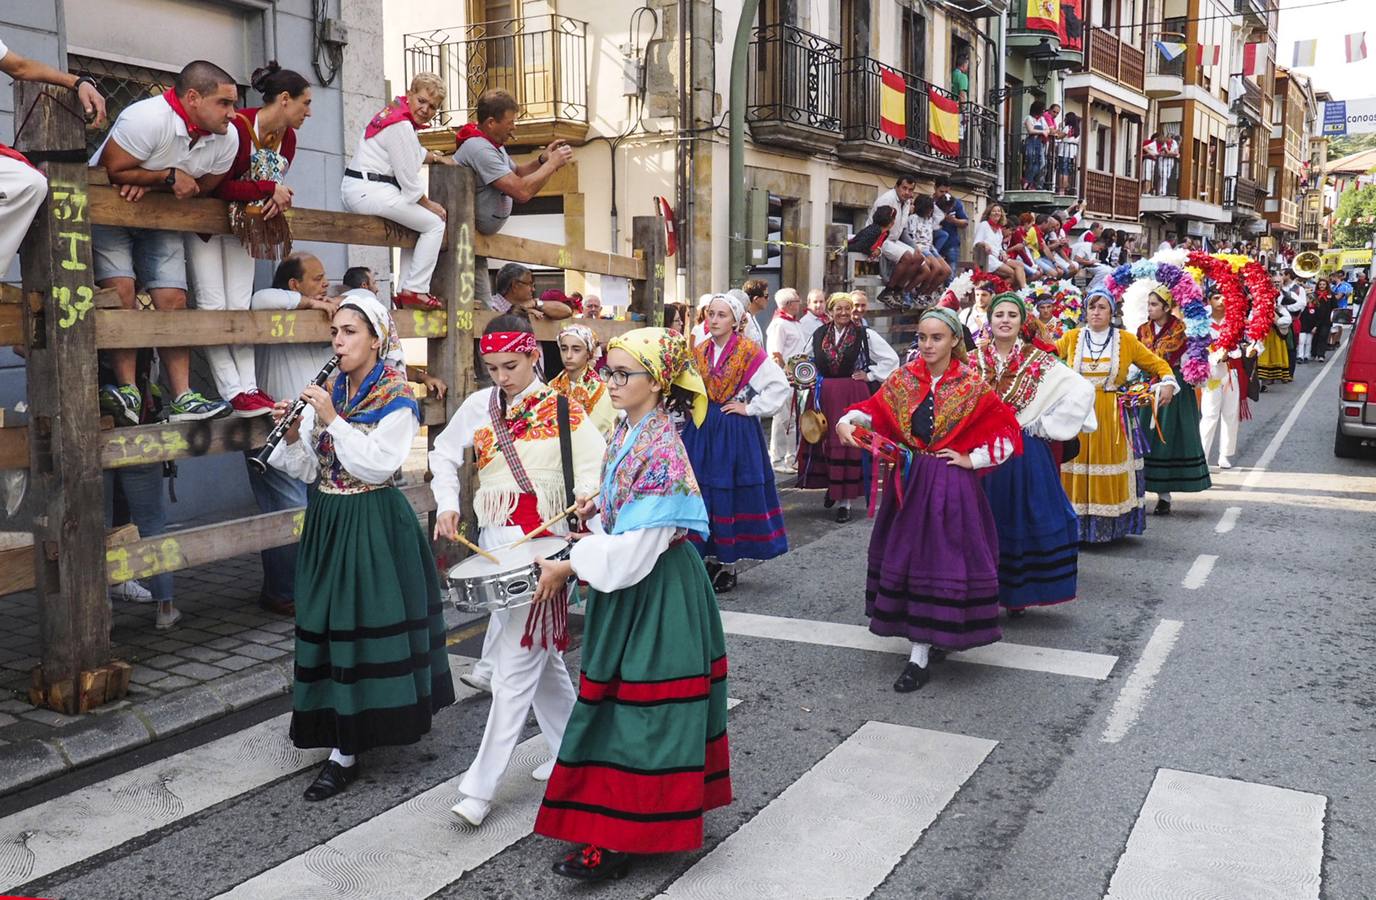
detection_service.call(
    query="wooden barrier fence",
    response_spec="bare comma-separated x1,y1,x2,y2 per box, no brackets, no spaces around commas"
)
6,81,666,712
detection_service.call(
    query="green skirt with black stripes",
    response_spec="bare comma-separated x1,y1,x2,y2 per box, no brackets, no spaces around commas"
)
290,486,456,754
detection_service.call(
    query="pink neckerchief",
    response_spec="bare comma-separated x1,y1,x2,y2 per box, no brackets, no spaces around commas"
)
364,97,420,140
162,89,208,140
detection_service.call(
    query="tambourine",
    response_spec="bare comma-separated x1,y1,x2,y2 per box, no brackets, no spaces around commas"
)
799,408,828,444
785,355,817,388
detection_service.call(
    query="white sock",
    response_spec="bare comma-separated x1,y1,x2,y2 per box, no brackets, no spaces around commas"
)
329,749,356,768
840,499,852,510
908,643,930,667
1159,492,1172,503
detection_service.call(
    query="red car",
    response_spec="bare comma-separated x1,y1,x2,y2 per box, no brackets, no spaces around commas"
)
1336,302,1374,457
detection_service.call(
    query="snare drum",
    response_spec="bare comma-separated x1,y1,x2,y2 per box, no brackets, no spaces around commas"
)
445,537,573,614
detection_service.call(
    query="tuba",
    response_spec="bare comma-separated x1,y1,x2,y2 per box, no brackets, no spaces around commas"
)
1292,251,1322,279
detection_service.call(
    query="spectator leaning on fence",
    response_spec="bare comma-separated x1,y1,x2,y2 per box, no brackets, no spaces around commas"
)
0,33,106,278
190,62,312,420
453,88,573,307
342,72,449,312
92,59,239,425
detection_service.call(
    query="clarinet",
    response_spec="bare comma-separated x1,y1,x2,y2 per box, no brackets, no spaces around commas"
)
246,354,340,475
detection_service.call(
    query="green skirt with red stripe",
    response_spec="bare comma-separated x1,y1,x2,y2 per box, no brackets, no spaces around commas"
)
534,540,731,853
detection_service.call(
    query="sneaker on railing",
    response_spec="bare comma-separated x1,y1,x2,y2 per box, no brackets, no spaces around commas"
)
99,384,143,427
169,390,232,422
230,390,275,418
393,290,444,311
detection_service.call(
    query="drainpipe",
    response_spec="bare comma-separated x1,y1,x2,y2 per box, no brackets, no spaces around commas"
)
995,8,1007,197
728,0,761,284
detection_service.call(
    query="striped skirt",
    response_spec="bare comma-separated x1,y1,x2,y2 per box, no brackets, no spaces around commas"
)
797,377,871,502
682,401,789,564
535,541,731,853
290,487,456,754
866,453,1002,651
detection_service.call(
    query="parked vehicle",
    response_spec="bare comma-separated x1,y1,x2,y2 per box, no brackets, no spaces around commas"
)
1335,301,1376,457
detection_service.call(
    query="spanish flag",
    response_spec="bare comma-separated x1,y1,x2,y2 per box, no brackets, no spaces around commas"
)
880,67,906,140
928,87,960,157
1026,0,1061,34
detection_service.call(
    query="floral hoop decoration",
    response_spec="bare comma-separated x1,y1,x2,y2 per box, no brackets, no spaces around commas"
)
1106,260,1211,386
1052,279,1082,329
1185,251,1275,352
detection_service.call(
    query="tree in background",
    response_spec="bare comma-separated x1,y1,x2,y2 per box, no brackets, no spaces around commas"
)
1333,183,1376,248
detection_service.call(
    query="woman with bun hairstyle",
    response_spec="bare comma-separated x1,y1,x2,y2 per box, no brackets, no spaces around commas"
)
188,62,312,418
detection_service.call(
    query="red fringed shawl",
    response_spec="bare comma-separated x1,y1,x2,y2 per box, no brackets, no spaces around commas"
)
846,358,1022,459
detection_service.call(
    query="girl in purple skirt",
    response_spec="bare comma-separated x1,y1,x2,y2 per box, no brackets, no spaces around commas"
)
836,305,1022,693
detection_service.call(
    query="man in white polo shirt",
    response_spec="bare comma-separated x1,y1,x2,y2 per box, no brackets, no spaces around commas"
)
0,34,107,277
91,59,239,424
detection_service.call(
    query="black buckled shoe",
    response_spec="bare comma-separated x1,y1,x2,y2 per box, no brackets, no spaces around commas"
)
303,760,359,802
1154,498,1172,515
893,662,930,693
823,495,837,509
835,506,852,523
553,845,631,881
712,568,737,595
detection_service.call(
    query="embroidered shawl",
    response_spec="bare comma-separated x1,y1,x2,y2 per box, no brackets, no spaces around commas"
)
600,408,708,538
316,362,417,491
814,323,866,377
846,358,1021,457
693,334,767,404
1136,317,1186,368
549,368,616,437
973,339,1058,415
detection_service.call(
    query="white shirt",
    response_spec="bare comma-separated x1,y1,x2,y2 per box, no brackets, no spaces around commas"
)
799,311,828,338
345,122,427,204
0,37,8,59
844,326,900,382
428,381,545,518
871,188,910,240
698,336,792,418
1070,237,1099,265
91,93,238,178
268,403,417,485
249,289,334,405
766,314,810,363
972,220,1005,261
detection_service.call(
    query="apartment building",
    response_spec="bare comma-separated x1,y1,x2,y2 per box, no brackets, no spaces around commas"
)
1264,66,1314,245
385,0,1009,303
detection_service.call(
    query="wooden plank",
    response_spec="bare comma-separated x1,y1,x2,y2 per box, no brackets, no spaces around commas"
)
0,427,27,470
475,231,645,281
103,483,435,587
87,179,419,249
0,304,21,345
471,308,637,342
94,308,448,349
16,82,110,701
630,215,666,325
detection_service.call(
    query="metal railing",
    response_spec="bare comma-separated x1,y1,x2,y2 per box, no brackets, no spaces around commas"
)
1145,32,1186,80
959,101,998,174
402,15,588,128
1224,174,1263,209
748,23,842,133
1142,152,1182,196
1007,134,1058,192
838,56,961,161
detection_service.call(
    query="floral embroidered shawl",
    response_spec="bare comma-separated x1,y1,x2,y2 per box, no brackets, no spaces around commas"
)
846,357,1022,457
814,323,867,377
316,362,418,489
600,407,708,538
693,334,767,404
1136,317,1186,368
973,339,1060,415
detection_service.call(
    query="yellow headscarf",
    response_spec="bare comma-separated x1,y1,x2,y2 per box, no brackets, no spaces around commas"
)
607,327,709,426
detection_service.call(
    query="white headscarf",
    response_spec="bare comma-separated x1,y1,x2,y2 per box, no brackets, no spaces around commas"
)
707,292,749,333
558,322,598,353
338,288,405,368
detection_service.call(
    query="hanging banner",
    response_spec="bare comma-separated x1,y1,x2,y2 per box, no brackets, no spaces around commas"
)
1322,97,1376,136
1025,0,1061,34
1059,0,1083,53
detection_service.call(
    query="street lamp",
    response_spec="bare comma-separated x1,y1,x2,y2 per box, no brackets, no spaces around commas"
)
987,39,1055,105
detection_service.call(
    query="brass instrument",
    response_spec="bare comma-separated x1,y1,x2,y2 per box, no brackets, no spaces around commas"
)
1292,251,1322,279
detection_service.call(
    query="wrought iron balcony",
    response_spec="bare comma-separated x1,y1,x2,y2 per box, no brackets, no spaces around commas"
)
837,56,959,175
403,15,589,148
1145,31,1185,98
747,23,842,153
958,101,999,182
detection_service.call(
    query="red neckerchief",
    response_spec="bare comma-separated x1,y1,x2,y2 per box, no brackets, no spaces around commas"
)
162,89,209,140
774,309,798,322
0,143,34,170
364,96,420,140
454,122,504,151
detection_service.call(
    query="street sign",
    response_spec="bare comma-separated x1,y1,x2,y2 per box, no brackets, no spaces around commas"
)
1322,98,1376,136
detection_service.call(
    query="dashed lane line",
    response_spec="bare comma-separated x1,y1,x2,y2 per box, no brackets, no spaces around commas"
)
1180,554,1217,590
1100,620,1184,744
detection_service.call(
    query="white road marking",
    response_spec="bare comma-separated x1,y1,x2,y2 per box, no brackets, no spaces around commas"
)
1243,348,1345,488
1104,768,1325,900
0,656,481,894
1180,554,1217,590
1215,506,1242,534
1194,488,1376,515
717,610,1118,680
218,698,742,899
658,722,995,900
1100,620,1184,744
1211,470,1376,495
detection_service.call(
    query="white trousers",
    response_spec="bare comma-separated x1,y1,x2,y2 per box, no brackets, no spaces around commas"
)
0,157,48,278
1199,379,1239,462
458,599,576,802
769,402,798,468
186,234,257,398
469,524,521,683
1297,332,1313,360
340,179,445,294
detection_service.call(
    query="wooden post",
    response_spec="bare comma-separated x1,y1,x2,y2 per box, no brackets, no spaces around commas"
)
14,81,112,711
425,165,481,550
630,215,666,326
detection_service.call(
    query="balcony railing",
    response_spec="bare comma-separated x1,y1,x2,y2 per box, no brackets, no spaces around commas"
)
959,101,998,175
748,23,842,138
1142,152,1182,197
1146,32,1186,80
1231,79,1263,125
403,15,588,138
1224,175,1263,209
839,56,959,163
1085,170,1141,220
1086,26,1145,93
1006,134,1059,193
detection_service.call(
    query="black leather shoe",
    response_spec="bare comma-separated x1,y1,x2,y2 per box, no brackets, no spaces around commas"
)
1008,608,1027,619
823,496,836,509
929,648,948,663
553,845,631,881
835,507,852,523
1154,498,1172,515
303,760,359,801
893,662,930,693
258,590,295,617
712,569,737,594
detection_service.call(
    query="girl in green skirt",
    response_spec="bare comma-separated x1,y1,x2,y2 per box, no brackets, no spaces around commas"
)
268,288,455,801
531,327,732,882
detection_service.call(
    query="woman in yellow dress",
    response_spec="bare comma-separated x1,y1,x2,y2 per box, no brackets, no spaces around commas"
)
1057,289,1178,543
550,324,617,438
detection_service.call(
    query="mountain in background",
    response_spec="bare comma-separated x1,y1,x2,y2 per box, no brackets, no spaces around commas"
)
1329,133,1376,161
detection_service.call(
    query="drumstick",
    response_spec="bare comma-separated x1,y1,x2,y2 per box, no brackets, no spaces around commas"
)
452,532,503,565
507,502,581,550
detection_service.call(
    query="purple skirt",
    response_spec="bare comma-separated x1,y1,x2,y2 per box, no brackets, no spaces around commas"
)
866,453,1003,651
797,377,870,502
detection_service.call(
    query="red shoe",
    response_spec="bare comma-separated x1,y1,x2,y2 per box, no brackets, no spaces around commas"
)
230,392,273,418
394,290,444,310
245,388,276,407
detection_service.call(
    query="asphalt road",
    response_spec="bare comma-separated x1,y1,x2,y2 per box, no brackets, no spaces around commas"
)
8,345,1373,900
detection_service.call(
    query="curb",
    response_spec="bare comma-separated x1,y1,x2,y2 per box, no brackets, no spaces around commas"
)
0,658,293,799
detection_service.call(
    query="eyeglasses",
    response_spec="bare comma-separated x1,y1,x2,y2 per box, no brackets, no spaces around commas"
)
516,279,534,287
598,368,653,387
